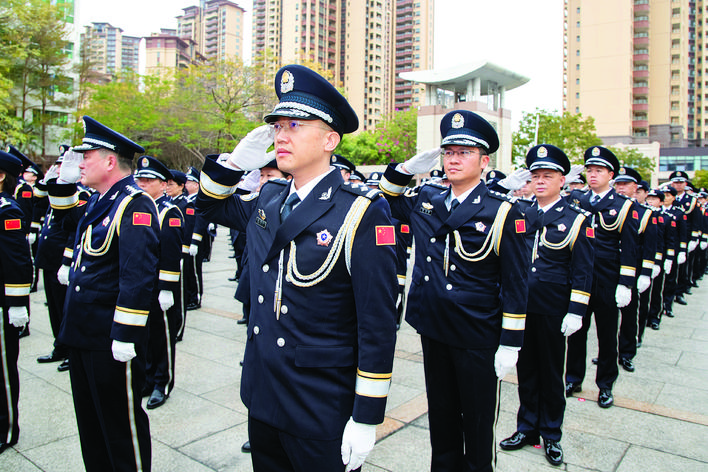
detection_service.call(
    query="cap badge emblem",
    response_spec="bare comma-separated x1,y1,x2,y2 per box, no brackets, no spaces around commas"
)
281,70,294,94
592,147,601,156
141,157,148,168
537,146,548,158
620,168,626,175
451,113,464,129
317,229,333,246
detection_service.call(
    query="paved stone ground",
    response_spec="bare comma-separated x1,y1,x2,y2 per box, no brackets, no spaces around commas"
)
3,232,707,471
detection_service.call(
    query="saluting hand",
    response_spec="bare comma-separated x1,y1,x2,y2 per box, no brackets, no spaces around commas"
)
58,149,83,184
401,148,441,175
227,125,275,171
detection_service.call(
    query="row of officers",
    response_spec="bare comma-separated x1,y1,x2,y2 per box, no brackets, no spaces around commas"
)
1,63,707,471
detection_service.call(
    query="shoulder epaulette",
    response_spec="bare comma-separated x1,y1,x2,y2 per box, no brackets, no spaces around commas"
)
422,181,447,191
568,203,591,218
0,196,13,208
342,181,382,200
261,179,288,191
616,192,631,201
488,189,514,202
124,184,145,197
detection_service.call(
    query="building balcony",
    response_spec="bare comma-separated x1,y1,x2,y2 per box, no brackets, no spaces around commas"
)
633,3,650,13
633,86,649,94
633,36,649,45
633,103,649,111
633,69,649,78
633,53,649,62
633,119,649,128
634,19,649,30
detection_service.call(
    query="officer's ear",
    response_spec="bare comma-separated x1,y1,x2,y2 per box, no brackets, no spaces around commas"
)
323,129,340,153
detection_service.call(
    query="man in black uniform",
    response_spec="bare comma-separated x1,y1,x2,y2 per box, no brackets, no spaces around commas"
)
499,144,594,467
565,146,639,408
659,186,687,320
197,64,398,471
670,171,700,305
379,110,529,472
48,116,159,471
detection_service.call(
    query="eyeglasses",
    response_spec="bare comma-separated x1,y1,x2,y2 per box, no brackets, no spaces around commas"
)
269,120,330,134
442,149,480,159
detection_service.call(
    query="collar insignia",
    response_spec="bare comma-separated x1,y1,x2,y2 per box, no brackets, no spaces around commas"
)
319,187,332,200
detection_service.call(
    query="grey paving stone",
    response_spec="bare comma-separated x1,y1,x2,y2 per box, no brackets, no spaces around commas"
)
178,424,253,472
615,444,708,472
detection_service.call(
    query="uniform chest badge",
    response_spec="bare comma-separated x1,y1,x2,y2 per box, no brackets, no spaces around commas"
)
255,208,267,229
317,229,333,246
102,216,110,227
475,221,486,232
558,223,566,232
420,202,434,215
609,209,617,216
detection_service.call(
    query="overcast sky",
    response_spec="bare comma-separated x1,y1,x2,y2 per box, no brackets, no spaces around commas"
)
76,0,563,126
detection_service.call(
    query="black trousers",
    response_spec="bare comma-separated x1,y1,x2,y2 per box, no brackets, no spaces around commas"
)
648,270,666,325
69,349,151,472
0,314,20,446
42,269,69,357
421,335,498,472
618,287,640,360
248,415,350,472
662,261,679,314
145,293,181,395
183,254,202,306
516,313,566,442
566,279,619,390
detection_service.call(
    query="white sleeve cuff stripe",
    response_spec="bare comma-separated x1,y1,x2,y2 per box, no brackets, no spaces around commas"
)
114,310,148,327
355,376,391,398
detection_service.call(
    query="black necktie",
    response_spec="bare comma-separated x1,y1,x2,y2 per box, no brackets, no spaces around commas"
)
281,193,300,222
450,198,460,212
591,194,601,207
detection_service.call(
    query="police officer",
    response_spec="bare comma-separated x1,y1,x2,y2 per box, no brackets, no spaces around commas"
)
565,146,639,408
670,171,700,304
332,154,355,181
166,169,189,340
499,145,594,467
379,110,529,471
197,64,397,471
659,186,687,320
0,150,32,455
134,156,185,410
184,167,205,311
47,116,158,471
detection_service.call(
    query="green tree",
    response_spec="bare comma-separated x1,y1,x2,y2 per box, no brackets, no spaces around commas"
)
693,170,708,190
607,146,656,183
339,109,418,165
513,109,602,166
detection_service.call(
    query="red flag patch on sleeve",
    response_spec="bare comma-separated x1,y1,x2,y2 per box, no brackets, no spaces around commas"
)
4,219,21,231
132,212,152,226
22,191,32,198
515,219,526,233
186,208,195,215
375,225,396,245
652,217,656,224
400,224,410,234
586,227,595,238
632,210,638,219
659,216,664,224
672,220,677,227
168,218,181,227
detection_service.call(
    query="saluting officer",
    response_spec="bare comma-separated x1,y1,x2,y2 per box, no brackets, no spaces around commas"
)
379,110,529,471
134,156,185,410
499,145,594,467
197,64,398,471
565,146,639,408
0,150,32,455
47,116,159,471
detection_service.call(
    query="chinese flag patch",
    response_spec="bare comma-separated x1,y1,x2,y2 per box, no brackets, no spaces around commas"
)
515,219,526,233
132,212,152,226
169,218,181,227
652,217,656,224
22,191,32,198
375,225,396,245
186,208,195,215
632,210,638,219
4,219,21,231
659,216,664,224
672,221,677,227
586,227,595,238
400,224,410,234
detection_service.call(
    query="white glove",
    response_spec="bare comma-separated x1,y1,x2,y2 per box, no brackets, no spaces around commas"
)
217,152,230,163
340,417,376,472
565,164,585,184
494,345,519,379
560,313,583,337
158,290,174,312
111,340,136,362
401,148,441,175
189,244,199,256
701,241,708,250
651,264,661,279
615,284,632,308
637,275,651,294
8,306,29,328
58,149,82,184
57,265,70,285
237,169,262,192
208,223,215,232
498,168,532,191
27,232,36,245
227,125,275,171
42,164,60,184
678,251,687,265
689,240,698,252
664,259,673,274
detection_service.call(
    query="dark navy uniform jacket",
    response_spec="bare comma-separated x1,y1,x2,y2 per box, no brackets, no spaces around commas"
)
635,202,659,279
665,205,688,255
522,199,595,317
657,208,678,265
13,181,33,233
48,176,160,351
197,157,398,441
0,192,32,310
674,192,701,244
156,196,184,294
567,189,639,288
380,164,529,350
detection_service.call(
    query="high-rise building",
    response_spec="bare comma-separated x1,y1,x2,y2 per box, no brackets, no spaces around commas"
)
563,0,701,148
177,0,246,62
80,22,139,77
145,29,206,76
251,0,434,131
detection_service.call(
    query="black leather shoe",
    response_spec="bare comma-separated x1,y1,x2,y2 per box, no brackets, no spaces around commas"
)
57,359,70,372
37,352,63,363
565,382,581,397
228,276,238,282
598,388,614,408
543,439,563,466
619,357,635,372
636,340,642,348
650,321,660,330
691,281,699,288
675,295,687,305
499,431,539,450
664,309,675,317
18,326,29,338
146,390,167,409
186,302,201,311
0,441,17,455
237,317,248,325
241,441,251,453
591,357,598,365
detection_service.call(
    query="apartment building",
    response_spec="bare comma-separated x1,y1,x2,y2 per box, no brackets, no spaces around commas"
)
177,0,246,62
